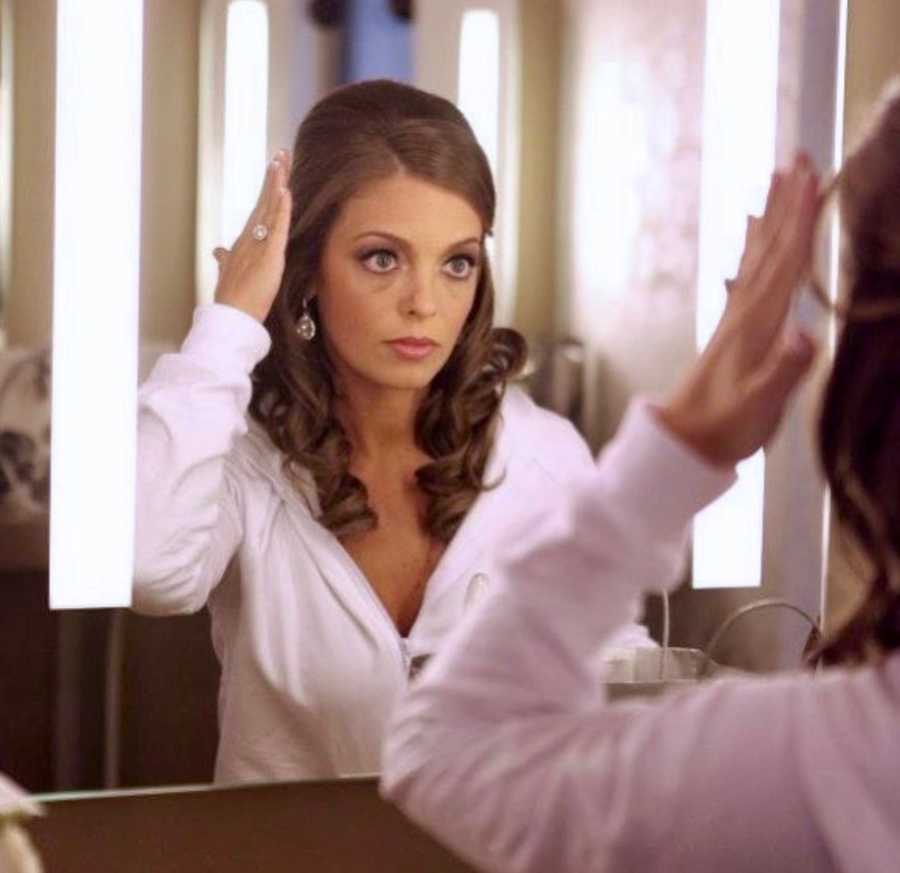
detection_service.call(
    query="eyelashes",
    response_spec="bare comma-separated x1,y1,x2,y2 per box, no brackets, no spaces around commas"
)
360,249,398,272
358,248,480,280
444,253,479,279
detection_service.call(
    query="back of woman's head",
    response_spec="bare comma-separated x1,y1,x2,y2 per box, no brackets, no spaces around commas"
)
818,79,900,663
250,79,525,541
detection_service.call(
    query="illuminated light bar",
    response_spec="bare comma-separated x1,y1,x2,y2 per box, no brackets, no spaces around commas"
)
692,0,780,588
50,0,144,608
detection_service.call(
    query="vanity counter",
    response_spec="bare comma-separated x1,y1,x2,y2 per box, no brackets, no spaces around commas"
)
29,778,477,873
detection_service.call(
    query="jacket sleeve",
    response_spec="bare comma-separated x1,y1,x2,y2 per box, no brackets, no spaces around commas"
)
536,403,657,651
381,402,843,873
133,303,271,615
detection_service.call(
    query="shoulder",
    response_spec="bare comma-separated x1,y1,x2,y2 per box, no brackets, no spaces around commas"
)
228,420,321,517
496,386,594,484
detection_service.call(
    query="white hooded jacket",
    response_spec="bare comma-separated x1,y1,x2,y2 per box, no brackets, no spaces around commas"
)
134,303,652,784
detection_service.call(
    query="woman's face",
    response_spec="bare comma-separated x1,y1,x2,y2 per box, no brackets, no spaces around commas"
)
314,172,483,395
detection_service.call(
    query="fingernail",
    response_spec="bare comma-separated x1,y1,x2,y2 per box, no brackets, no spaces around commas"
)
786,327,813,357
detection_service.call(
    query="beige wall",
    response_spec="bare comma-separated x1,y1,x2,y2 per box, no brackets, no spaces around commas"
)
140,0,201,346
7,0,55,347
511,0,561,343
4,0,201,350
843,0,900,149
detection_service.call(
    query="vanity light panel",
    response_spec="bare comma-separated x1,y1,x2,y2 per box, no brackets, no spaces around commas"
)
458,10,500,179
456,3,519,327
458,9,500,273
222,0,270,247
196,0,270,305
692,0,781,589
50,0,144,608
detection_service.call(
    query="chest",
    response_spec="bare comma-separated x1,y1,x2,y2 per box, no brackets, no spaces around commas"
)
340,473,445,637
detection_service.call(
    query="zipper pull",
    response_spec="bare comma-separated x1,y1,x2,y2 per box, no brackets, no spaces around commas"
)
400,637,412,672
465,572,490,611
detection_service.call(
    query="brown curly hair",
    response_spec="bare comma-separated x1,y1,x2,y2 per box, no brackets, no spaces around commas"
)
248,80,526,542
815,80,900,664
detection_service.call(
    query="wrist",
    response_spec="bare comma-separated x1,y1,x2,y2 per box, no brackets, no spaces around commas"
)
653,403,733,469
215,296,269,325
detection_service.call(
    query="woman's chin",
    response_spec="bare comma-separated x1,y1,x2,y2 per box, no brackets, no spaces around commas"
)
377,368,440,392
331,348,452,395
366,351,449,390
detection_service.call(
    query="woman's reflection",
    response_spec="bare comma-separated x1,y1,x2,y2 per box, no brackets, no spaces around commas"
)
133,79,652,784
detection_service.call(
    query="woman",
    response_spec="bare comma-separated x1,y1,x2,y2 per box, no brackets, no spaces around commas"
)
381,90,900,872
133,79,650,785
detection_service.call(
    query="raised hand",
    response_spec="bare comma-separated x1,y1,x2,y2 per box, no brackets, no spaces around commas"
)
213,150,293,323
658,154,821,466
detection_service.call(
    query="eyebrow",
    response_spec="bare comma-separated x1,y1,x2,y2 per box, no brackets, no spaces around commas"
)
352,230,482,253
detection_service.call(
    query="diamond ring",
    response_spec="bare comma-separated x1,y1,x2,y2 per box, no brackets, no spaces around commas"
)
251,224,269,242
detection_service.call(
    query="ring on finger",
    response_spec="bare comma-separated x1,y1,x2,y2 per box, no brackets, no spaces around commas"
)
251,224,269,242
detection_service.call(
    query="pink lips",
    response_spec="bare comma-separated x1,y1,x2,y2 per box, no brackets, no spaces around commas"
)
386,337,438,361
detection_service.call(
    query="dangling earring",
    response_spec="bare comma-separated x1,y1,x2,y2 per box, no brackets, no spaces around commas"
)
296,297,317,341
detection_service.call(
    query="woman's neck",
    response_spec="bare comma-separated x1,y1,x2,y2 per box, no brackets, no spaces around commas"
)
336,381,426,466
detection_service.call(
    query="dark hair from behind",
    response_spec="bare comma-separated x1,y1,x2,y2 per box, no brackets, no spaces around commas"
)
816,80,900,664
249,79,527,542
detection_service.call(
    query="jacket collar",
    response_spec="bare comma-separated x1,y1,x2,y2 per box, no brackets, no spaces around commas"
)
235,386,538,522
234,389,546,635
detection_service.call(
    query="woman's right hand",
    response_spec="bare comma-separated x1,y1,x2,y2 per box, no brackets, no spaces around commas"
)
658,154,821,467
213,150,293,323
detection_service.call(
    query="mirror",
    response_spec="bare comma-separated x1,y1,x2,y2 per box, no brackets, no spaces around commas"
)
1,0,891,802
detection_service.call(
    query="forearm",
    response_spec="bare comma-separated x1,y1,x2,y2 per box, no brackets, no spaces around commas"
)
134,303,269,612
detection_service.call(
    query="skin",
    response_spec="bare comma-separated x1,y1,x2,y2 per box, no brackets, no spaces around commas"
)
213,150,820,633
315,172,482,461
659,153,821,465
214,156,483,634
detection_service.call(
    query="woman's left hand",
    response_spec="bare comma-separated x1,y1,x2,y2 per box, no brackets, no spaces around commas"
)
658,153,822,467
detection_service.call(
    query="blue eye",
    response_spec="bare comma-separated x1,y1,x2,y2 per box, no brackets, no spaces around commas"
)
445,255,477,279
362,249,397,272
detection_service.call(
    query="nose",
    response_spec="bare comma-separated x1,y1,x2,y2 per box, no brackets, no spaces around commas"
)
401,270,438,319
